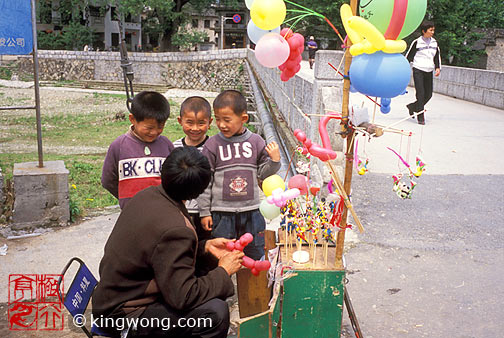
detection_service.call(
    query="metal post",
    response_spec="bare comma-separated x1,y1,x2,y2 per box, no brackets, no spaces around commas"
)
31,0,43,168
220,16,224,49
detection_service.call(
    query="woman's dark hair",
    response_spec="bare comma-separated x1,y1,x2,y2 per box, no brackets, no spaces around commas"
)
420,21,435,34
131,91,170,123
161,147,211,201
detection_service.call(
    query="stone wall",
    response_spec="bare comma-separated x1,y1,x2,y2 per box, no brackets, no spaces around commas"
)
426,66,504,110
486,37,504,73
17,49,249,92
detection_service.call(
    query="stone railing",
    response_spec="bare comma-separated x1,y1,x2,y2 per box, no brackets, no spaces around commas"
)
17,49,248,92
431,66,504,110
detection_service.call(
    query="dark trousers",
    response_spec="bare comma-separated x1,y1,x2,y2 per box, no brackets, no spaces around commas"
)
211,209,266,260
407,68,433,122
129,299,229,338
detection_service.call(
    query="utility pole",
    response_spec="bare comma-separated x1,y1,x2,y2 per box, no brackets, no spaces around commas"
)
220,15,234,49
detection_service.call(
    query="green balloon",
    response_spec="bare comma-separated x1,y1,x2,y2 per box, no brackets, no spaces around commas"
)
359,0,394,36
398,0,427,39
259,199,280,220
359,0,427,40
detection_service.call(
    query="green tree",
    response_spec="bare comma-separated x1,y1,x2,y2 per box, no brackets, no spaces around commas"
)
119,0,215,51
425,0,504,66
36,0,97,50
171,29,208,51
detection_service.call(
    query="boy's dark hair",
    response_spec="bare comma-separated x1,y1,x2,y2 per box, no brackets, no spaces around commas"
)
131,91,170,123
180,96,212,119
161,147,211,201
420,21,435,34
213,90,247,116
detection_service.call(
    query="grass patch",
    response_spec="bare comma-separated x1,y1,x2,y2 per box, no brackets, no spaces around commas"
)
0,66,13,80
0,90,223,222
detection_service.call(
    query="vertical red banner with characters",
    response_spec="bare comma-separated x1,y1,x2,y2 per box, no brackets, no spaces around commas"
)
8,274,64,331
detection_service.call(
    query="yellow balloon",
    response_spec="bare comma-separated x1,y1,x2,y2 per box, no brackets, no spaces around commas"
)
383,40,407,54
251,0,286,31
340,4,362,44
348,16,385,50
262,174,286,197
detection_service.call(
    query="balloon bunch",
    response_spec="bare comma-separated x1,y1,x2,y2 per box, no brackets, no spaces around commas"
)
259,174,286,220
247,0,290,69
226,233,271,276
278,28,304,81
340,0,427,100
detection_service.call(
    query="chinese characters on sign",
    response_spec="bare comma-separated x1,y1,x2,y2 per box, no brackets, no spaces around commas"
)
8,274,64,331
0,0,33,55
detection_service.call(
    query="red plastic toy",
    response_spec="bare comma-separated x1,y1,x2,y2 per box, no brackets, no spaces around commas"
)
226,233,271,276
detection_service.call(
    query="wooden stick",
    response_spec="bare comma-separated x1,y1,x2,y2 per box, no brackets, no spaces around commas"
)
372,97,377,124
326,161,365,233
381,110,424,132
324,242,328,266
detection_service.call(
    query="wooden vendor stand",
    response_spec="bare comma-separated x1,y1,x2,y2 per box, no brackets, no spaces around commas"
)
237,0,361,336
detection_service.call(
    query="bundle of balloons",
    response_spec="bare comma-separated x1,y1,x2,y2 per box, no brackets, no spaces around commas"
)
226,232,271,276
340,0,427,111
247,0,305,81
259,173,322,220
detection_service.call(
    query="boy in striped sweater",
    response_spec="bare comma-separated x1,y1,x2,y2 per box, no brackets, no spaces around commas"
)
173,96,214,240
101,91,173,209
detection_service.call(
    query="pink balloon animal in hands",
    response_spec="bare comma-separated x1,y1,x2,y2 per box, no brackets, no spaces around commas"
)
226,233,271,276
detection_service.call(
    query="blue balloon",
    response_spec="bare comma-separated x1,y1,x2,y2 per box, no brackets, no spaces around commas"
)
247,20,281,44
349,51,411,98
380,97,391,114
350,84,357,93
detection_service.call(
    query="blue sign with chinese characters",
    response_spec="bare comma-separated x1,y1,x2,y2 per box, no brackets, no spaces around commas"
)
0,0,33,55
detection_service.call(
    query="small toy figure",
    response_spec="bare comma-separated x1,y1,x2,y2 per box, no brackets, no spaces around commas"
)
392,174,417,199
414,156,426,177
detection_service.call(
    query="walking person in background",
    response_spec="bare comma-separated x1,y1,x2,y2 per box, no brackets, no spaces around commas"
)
307,36,318,69
406,21,441,125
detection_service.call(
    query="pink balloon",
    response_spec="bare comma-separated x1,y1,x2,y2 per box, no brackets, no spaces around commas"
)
294,129,306,142
278,63,287,71
293,63,301,74
309,144,337,161
234,242,244,251
242,256,255,269
280,72,291,82
284,188,300,200
291,33,305,47
288,50,300,60
288,37,301,51
288,175,308,195
226,242,235,251
254,260,271,271
280,28,293,40
255,33,290,68
240,233,254,246
285,55,302,69
251,268,260,276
